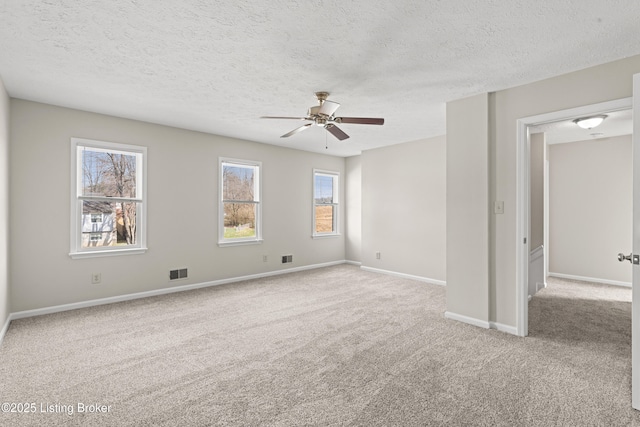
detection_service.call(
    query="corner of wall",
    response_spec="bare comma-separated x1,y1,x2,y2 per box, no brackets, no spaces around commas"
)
344,155,362,263
446,93,490,323
0,75,10,344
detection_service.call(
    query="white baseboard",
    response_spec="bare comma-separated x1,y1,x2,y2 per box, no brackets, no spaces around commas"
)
549,272,631,288
360,266,446,286
345,260,362,266
7,260,349,323
489,321,518,335
444,311,518,336
444,311,490,329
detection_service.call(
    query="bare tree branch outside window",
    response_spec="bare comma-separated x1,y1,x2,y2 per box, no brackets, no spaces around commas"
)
222,163,257,239
81,149,138,246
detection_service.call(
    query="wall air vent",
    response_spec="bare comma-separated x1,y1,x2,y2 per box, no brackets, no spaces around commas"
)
170,268,188,280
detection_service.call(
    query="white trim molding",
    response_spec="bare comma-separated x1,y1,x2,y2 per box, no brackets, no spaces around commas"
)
489,321,519,335
218,157,262,247
445,311,519,335
312,169,340,238
444,311,490,329
70,138,148,259
549,272,631,288
360,266,446,286
5,260,348,325
0,315,11,346
516,97,633,337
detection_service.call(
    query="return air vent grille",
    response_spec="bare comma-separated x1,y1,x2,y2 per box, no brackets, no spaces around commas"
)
170,268,188,280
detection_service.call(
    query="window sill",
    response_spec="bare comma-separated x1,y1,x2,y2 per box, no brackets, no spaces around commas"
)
312,233,341,239
69,247,148,259
218,239,263,248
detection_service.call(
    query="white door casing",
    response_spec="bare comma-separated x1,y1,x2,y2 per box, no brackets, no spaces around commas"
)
632,73,640,410
516,97,632,338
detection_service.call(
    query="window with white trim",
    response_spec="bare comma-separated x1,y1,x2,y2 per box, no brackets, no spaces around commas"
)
70,138,147,258
313,169,339,237
219,158,262,246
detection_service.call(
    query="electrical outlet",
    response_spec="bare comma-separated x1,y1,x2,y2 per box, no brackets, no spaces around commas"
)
375,252,381,260
263,255,268,263
91,273,101,284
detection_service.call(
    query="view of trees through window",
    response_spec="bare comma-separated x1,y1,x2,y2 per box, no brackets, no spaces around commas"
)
81,147,138,247
222,163,257,239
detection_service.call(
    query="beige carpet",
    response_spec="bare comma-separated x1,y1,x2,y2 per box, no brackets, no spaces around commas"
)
1,265,639,426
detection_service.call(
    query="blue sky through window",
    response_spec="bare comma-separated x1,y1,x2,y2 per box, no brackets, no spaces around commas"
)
315,174,334,203
225,165,254,182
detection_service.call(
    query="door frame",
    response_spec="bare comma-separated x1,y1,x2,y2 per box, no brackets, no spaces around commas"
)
515,97,632,337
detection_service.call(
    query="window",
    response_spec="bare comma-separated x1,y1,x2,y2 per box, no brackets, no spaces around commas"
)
70,138,147,258
313,169,339,237
219,158,262,246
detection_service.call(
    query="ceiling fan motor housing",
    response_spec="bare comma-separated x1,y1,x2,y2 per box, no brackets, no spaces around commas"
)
308,105,321,117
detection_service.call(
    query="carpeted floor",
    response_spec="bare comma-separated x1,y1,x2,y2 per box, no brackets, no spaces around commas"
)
1,265,639,426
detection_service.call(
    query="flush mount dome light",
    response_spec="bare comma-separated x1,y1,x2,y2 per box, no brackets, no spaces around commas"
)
573,115,608,129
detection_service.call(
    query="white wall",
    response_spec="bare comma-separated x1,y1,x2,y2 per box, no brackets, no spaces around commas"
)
0,77,9,333
345,155,361,263
361,136,446,283
447,54,640,328
549,136,632,284
10,100,346,312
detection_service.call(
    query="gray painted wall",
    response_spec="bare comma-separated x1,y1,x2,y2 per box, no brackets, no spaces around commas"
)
448,54,640,328
530,133,545,251
10,100,346,312
549,136,632,284
345,155,361,263
361,136,446,282
446,94,489,322
0,77,9,331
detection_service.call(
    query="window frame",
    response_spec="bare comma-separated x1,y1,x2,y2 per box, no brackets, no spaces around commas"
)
312,169,340,238
69,138,148,259
218,157,262,247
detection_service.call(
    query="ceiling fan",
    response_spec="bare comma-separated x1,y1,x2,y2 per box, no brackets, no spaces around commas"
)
261,92,384,141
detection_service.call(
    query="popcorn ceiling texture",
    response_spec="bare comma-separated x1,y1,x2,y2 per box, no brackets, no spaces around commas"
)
0,1,639,156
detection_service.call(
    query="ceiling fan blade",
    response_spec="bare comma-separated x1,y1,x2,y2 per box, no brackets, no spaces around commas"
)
281,123,313,138
318,100,340,117
261,116,308,120
335,117,384,125
325,124,349,140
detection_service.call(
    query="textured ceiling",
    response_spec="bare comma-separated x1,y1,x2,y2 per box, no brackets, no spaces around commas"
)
1,1,640,156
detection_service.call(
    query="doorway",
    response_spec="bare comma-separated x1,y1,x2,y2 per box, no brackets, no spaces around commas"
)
516,97,633,337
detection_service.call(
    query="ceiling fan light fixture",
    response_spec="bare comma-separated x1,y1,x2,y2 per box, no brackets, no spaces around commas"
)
261,91,385,141
573,115,607,129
